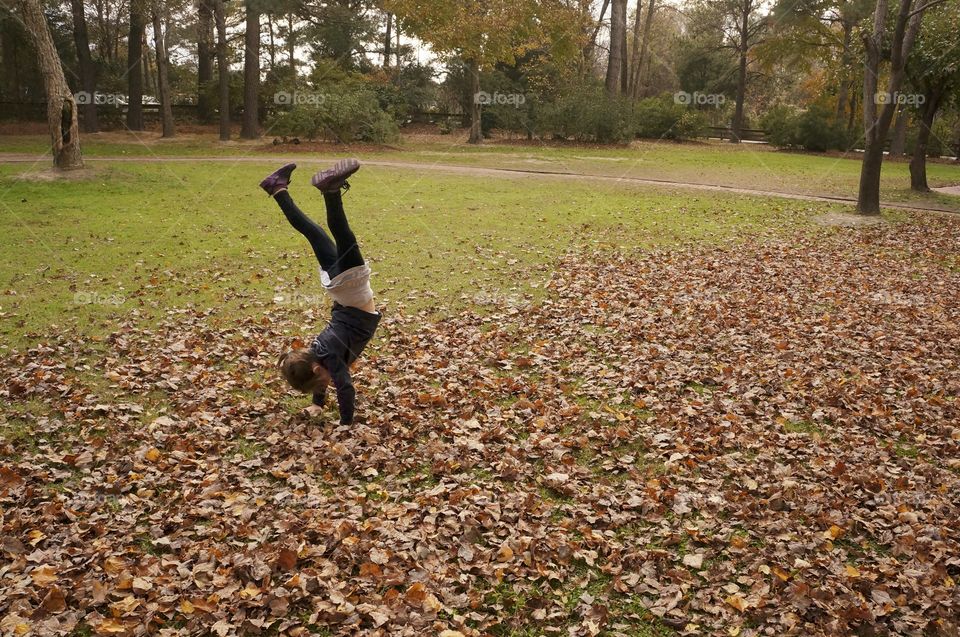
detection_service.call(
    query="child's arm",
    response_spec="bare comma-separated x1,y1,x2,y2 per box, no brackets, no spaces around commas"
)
312,380,329,407
326,358,356,425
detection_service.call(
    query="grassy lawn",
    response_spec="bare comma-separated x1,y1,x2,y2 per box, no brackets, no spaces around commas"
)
1,154,957,636
3,129,960,212
0,160,836,343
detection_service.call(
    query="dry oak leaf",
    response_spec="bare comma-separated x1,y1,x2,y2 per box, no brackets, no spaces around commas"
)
30,565,58,587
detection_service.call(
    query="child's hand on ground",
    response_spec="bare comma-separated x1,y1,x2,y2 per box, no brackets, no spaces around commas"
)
303,405,324,418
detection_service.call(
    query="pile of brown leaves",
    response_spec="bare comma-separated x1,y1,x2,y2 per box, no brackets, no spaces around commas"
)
2,218,959,636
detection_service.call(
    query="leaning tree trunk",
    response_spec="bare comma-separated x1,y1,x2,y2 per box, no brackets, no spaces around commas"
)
18,0,84,169
240,1,260,140
197,0,214,122
214,0,230,140
152,3,175,138
909,89,943,191
630,0,656,99
70,0,98,133
467,58,482,144
583,0,610,77
126,0,145,130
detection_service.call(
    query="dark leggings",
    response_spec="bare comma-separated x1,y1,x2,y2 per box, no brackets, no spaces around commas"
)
274,190,364,279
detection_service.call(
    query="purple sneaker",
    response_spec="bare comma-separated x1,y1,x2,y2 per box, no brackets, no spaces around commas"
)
260,163,297,195
311,158,360,193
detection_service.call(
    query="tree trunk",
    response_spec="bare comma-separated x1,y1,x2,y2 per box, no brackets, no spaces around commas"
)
627,1,642,96
197,0,214,122
857,0,930,214
631,0,655,99
152,3,175,138
731,0,749,143
241,1,260,139
584,0,611,75
858,145,884,213
909,90,942,191
18,0,84,169
127,0,145,130
889,103,908,156
605,0,626,96
619,0,628,92
287,14,296,74
143,37,154,98
836,21,852,121
384,12,392,69
70,0,99,133
266,13,276,70
214,0,230,140
468,59,482,144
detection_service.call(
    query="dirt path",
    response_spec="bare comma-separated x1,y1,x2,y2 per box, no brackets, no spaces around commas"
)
2,152,958,214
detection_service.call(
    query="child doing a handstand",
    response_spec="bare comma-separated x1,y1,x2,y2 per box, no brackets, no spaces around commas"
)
260,159,380,425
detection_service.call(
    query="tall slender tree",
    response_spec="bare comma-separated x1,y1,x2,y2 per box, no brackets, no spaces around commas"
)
197,0,215,122
17,0,84,169
241,0,261,139
152,0,175,137
127,0,146,130
214,0,230,140
70,0,99,133
605,0,626,95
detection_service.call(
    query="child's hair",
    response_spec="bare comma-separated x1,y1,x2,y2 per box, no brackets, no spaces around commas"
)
278,348,321,392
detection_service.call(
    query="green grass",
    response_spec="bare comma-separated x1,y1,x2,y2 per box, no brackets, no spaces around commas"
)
3,131,958,211
0,160,843,344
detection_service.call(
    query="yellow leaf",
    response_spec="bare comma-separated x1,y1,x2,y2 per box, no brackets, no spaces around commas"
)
729,627,741,636
103,556,126,576
423,593,442,613
497,544,514,562
110,596,139,615
845,565,860,578
145,448,161,462
239,582,261,599
30,565,58,586
772,566,791,582
95,619,128,634
944,576,955,588
179,600,195,615
824,525,845,540
28,530,46,546
725,594,747,612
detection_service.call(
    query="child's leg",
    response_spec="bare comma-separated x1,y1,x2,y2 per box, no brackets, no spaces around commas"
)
274,190,338,271
322,191,365,271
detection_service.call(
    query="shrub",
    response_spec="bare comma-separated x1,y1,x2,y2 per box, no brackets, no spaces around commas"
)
269,89,399,144
761,104,850,152
635,94,707,140
760,106,802,148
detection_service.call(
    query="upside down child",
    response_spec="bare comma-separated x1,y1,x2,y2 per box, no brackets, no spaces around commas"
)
260,159,381,425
